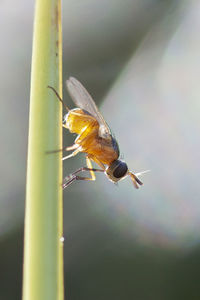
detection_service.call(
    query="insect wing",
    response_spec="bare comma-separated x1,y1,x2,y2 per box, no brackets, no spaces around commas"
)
66,77,111,139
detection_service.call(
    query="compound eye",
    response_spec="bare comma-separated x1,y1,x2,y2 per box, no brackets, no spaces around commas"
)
113,161,128,178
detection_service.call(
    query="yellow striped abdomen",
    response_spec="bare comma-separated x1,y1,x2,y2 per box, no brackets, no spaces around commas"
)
63,108,98,136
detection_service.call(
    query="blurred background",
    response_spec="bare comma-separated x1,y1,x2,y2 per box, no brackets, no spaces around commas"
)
1,0,200,299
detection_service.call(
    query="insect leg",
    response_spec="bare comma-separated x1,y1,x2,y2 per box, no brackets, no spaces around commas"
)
63,166,104,189
62,147,81,161
88,155,106,170
65,144,79,151
47,85,70,112
46,144,79,154
63,175,97,189
63,175,95,189
86,156,96,180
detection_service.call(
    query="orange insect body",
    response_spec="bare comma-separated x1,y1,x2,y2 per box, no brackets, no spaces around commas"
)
64,108,119,166
48,77,144,189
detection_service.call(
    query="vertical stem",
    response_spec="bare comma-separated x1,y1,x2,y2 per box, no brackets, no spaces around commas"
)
23,0,64,299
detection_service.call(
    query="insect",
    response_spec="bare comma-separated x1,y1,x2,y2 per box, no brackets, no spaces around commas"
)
48,77,143,189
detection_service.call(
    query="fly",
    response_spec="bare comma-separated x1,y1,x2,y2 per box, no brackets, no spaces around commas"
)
48,77,144,189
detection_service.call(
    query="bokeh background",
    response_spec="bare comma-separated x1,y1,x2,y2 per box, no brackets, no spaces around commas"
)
1,0,200,299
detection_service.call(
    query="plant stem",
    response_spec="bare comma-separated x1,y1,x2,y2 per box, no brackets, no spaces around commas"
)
23,0,64,299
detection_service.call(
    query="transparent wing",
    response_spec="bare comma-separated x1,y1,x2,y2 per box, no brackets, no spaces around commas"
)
66,77,111,139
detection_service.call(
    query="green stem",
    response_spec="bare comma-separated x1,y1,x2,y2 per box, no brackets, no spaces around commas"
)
23,0,64,299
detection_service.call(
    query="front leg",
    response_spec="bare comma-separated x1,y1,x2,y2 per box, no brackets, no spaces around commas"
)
63,156,104,188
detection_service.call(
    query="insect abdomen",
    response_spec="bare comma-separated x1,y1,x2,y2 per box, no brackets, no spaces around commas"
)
63,108,98,135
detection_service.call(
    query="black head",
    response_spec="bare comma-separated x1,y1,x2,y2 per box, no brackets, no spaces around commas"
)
106,160,128,182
